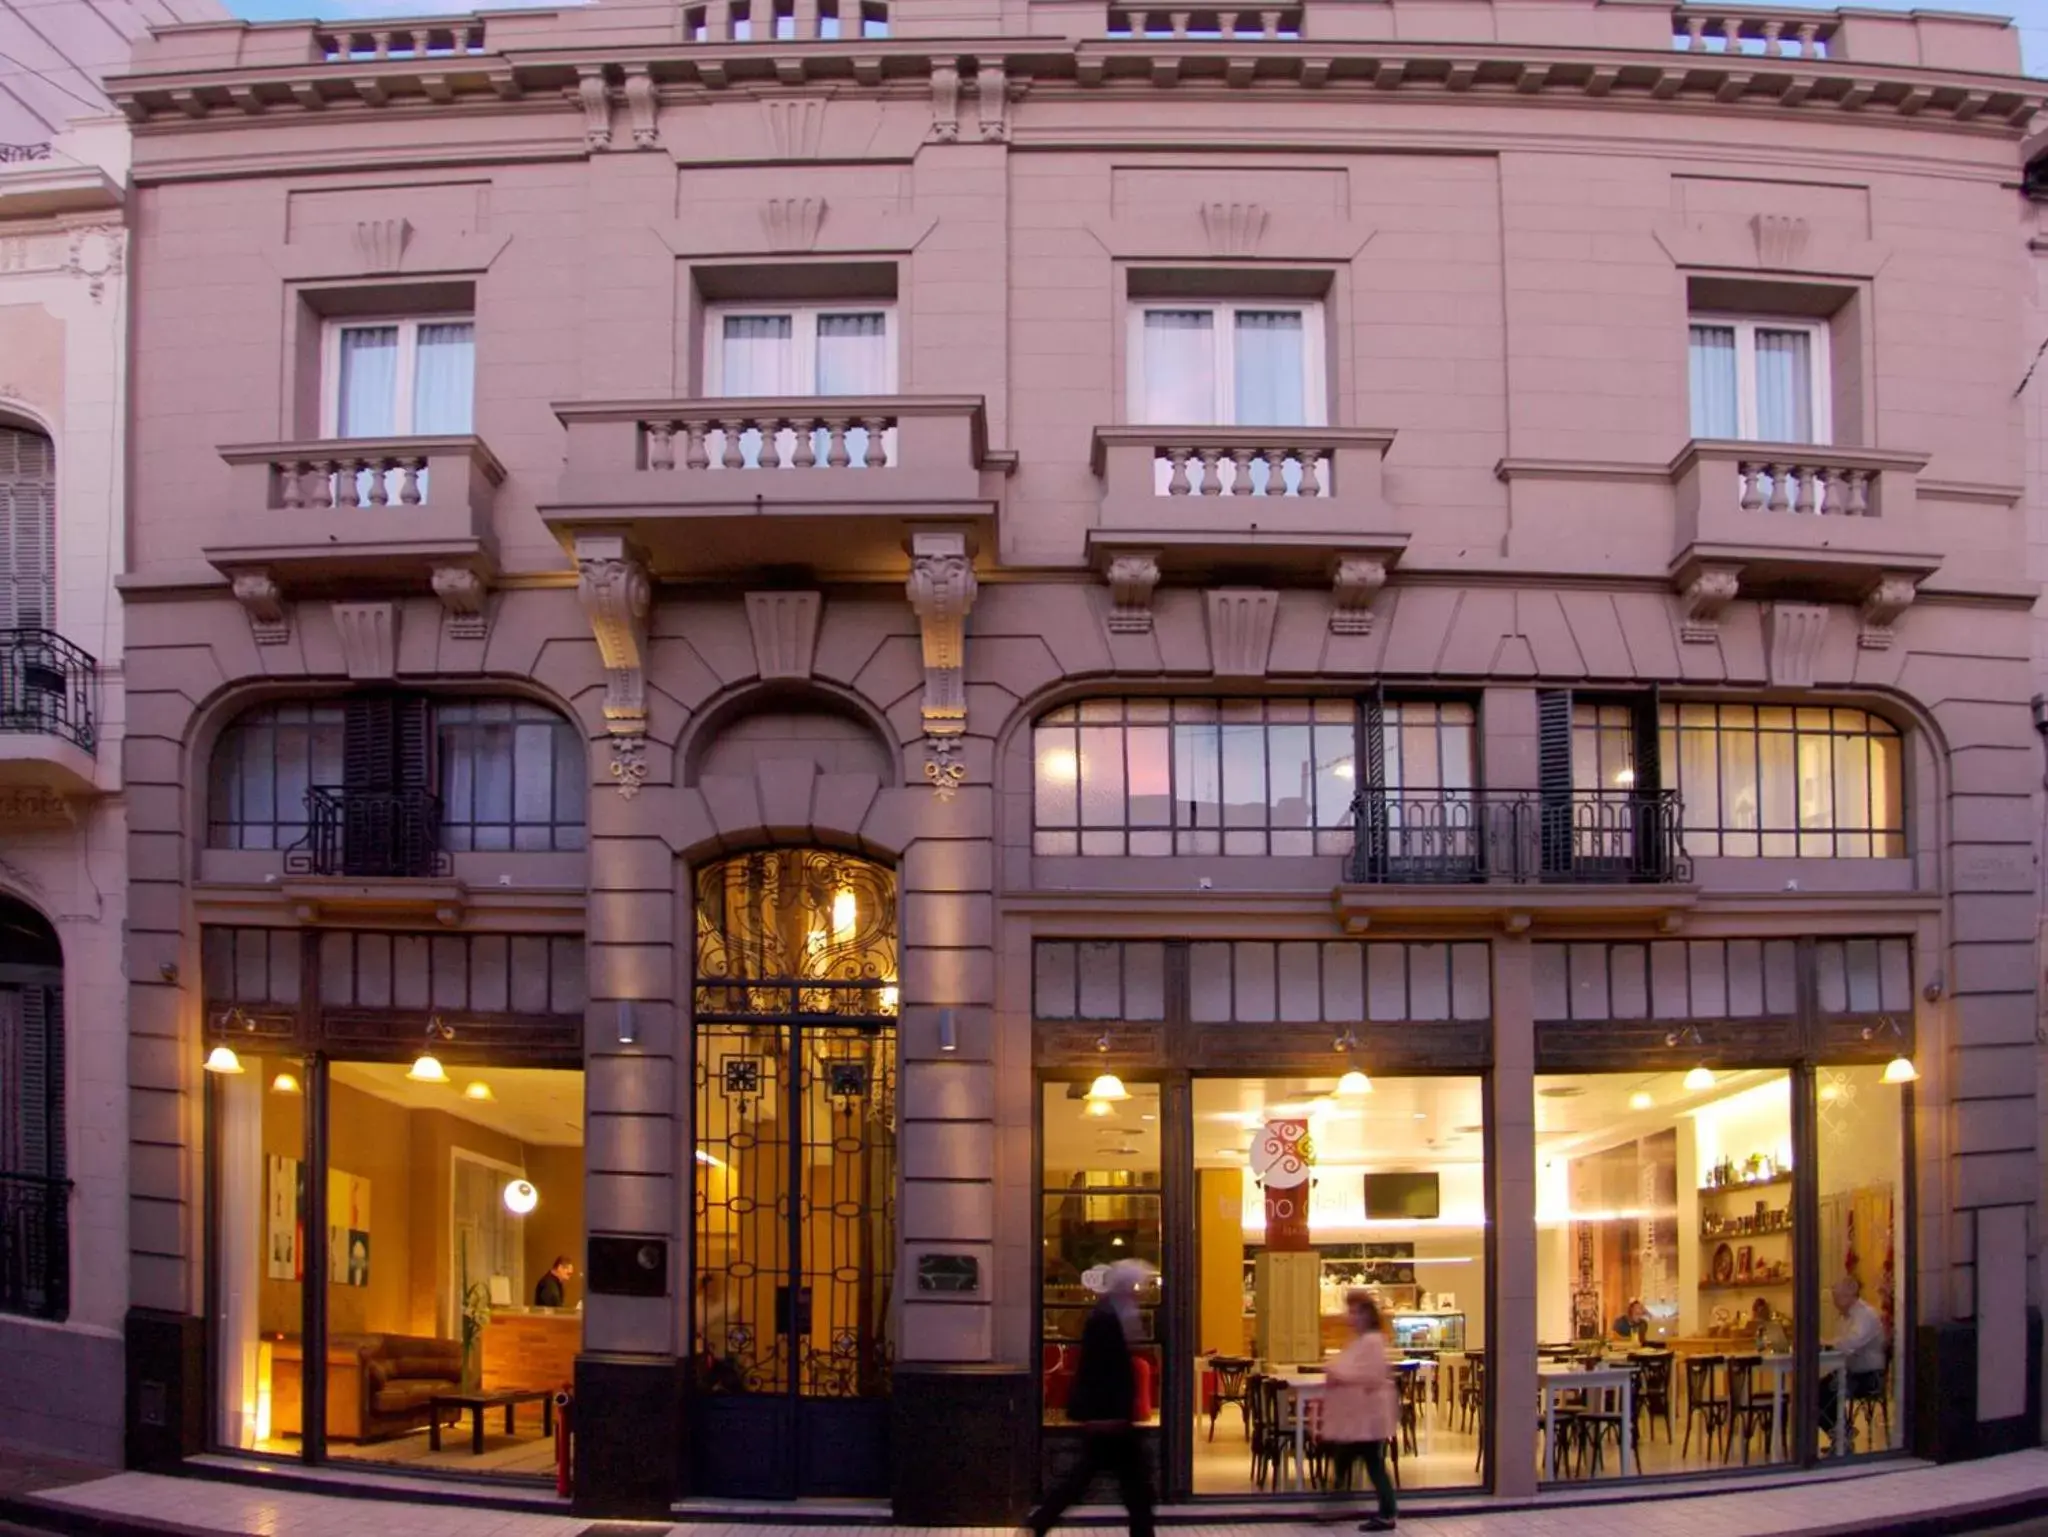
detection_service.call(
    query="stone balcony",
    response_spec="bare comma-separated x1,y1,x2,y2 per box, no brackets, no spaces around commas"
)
0,628,101,818
544,395,1007,579
1667,439,1939,646
205,436,503,624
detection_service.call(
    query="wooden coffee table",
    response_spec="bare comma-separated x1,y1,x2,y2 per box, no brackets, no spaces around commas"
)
428,1389,555,1454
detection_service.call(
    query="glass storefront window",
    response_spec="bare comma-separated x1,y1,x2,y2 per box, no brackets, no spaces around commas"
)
1190,1075,1485,1494
1816,1063,1905,1456
215,1055,304,1453
1535,1069,1794,1478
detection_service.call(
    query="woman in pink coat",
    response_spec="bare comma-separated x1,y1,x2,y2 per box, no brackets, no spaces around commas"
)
1319,1289,1398,1531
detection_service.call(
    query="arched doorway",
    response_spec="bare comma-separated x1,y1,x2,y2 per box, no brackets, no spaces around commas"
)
689,849,897,1499
0,895,64,1320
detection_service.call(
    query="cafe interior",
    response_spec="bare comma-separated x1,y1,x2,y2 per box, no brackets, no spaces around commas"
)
1042,1060,1905,1493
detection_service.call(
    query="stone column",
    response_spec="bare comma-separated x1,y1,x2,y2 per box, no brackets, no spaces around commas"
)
1489,936,1538,1496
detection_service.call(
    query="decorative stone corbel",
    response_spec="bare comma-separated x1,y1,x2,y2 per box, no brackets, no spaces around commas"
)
923,735,966,802
1859,573,1918,650
1206,589,1279,679
575,533,652,766
331,601,398,680
1105,553,1161,634
431,565,489,641
906,531,977,737
608,734,649,800
232,570,289,646
1330,554,1390,635
746,590,822,679
1676,562,1741,644
929,58,961,142
622,67,659,148
976,62,1010,142
575,67,613,150
1765,602,1830,688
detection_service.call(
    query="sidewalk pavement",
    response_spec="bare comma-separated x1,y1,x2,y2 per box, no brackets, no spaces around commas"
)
2,1450,2048,1537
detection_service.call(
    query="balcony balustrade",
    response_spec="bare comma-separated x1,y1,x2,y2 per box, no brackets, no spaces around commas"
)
208,435,502,588
1346,788,1689,887
1105,5,1302,39
0,629,100,806
0,1173,69,1322
680,0,888,42
546,395,1002,579
314,20,486,60
1672,6,1835,57
285,787,451,880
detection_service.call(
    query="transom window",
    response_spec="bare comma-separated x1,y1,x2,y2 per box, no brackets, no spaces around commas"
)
323,317,476,439
1688,316,1830,444
1661,703,1903,859
1033,698,1355,857
1127,302,1326,427
209,696,586,854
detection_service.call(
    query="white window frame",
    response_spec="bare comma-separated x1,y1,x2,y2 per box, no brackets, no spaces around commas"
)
1125,299,1328,426
1688,313,1832,445
703,302,900,397
319,314,475,439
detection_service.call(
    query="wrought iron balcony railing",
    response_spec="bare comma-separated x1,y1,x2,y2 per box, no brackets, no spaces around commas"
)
0,1173,70,1321
0,629,98,754
1347,788,1689,886
285,787,452,879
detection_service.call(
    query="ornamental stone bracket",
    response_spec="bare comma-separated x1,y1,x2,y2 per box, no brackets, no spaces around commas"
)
574,534,654,799
574,67,612,149
1858,572,1919,650
1330,553,1392,635
231,569,290,646
1105,552,1162,634
928,58,960,141
747,590,822,679
331,600,398,680
571,66,656,150
906,531,978,740
1675,562,1742,644
1206,589,1279,679
431,565,490,641
1765,601,1830,688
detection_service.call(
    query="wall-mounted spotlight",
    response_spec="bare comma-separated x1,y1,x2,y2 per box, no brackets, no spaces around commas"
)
617,999,638,1046
937,1007,958,1054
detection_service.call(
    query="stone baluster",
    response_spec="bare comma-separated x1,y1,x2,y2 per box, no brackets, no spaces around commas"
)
1719,16,1742,49
793,0,817,39
1261,7,1281,36
371,30,392,57
1765,464,1791,513
1164,447,1193,496
1188,448,1217,495
648,422,677,471
791,416,818,469
1684,14,1709,49
1297,446,1322,497
722,419,747,470
363,455,389,506
825,419,852,469
1761,19,1783,54
1738,462,1764,511
685,420,711,471
309,461,336,510
1845,468,1870,516
1791,462,1817,514
860,418,889,468
1820,465,1845,516
1229,447,1256,495
758,417,785,468
279,460,306,510
1796,21,1820,57
399,457,424,505
1170,9,1191,37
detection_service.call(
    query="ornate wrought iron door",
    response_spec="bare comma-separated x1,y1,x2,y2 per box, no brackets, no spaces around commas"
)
690,850,898,1499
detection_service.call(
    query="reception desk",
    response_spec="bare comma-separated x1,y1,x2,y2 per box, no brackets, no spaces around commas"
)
482,1307,580,1394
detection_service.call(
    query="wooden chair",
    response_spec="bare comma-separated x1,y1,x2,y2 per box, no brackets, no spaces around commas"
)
1722,1356,1776,1465
1631,1350,1675,1444
1247,1373,1280,1490
1681,1354,1729,1461
1208,1355,1254,1442
1849,1354,1893,1452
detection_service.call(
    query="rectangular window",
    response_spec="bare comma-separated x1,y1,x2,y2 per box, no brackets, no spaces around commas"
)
1688,317,1829,444
1658,703,1904,859
1127,301,1326,427
323,317,475,438
705,303,897,468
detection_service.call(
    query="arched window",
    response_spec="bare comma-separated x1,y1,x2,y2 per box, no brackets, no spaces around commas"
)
0,895,64,1320
0,426,55,631
209,695,587,862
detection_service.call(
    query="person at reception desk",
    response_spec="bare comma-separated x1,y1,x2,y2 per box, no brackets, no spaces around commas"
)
534,1256,575,1308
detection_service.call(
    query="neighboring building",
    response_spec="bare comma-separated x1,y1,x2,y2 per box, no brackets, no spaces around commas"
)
0,0,214,1464
105,0,2044,1516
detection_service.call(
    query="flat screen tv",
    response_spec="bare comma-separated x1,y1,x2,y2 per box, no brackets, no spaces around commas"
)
1363,1172,1440,1220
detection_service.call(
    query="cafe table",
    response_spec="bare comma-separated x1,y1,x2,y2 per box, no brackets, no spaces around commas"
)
1538,1364,1634,1481
1750,1350,1849,1458
1277,1373,1326,1491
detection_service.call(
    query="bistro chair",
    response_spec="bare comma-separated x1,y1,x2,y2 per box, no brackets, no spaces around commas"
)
1849,1352,1893,1452
1573,1372,1637,1477
1722,1356,1776,1465
1681,1354,1729,1461
1209,1355,1254,1441
1395,1362,1427,1456
1247,1373,1280,1490
1457,1350,1487,1434
1631,1350,1675,1444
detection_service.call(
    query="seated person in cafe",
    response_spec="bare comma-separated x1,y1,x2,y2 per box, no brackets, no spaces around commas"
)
534,1255,575,1308
1610,1298,1649,1344
1752,1297,1790,1353
1821,1276,1887,1451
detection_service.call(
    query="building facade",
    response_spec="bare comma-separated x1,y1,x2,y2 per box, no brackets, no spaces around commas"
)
107,0,2044,1517
0,0,218,1464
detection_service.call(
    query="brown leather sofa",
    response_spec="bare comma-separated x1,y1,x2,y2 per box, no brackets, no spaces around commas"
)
272,1334,464,1441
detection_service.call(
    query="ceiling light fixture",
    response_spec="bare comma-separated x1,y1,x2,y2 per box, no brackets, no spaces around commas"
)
1683,1065,1716,1092
203,1045,245,1075
1667,1025,1713,1094
1864,1015,1918,1084
502,1178,538,1216
1629,1088,1654,1111
407,1015,456,1084
1333,1028,1371,1096
463,1081,495,1102
270,1072,301,1095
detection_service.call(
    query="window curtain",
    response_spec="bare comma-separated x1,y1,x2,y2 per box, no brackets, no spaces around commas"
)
412,323,475,435
336,326,399,437
817,313,892,467
719,316,794,468
216,1066,262,1449
1233,310,1306,427
1688,324,1738,439
1139,310,1216,423
1755,328,1814,443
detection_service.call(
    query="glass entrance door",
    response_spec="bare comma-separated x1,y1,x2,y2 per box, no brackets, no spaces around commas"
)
690,850,899,1498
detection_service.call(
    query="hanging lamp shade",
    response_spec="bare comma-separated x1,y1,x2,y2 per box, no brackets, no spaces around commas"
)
203,1045,245,1075
1336,1069,1373,1096
1085,1073,1131,1102
407,1053,450,1085
270,1072,300,1095
1882,1055,1919,1085
1683,1064,1716,1092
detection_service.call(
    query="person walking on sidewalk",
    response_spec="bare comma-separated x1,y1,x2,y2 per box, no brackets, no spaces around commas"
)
1028,1258,1158,1537
1321,1288,1399,1533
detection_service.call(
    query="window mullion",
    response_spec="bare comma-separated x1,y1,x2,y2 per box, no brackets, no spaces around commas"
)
796,309,818,396
394,321,419,436
1215,305,1235,426
1736,323,1760,441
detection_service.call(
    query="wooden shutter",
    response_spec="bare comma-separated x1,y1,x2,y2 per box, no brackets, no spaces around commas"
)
18,984,59,1182
1537,689,1574,877
1355,685,1387,879
0,429,55,632
1631,685,1662,794
341,694,436,875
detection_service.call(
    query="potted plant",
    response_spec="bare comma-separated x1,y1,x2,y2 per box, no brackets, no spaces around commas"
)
458,1234,490,1391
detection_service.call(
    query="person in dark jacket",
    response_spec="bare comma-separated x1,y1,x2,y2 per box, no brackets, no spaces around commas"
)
533,1256,573,1308
1028,1259,1157,1537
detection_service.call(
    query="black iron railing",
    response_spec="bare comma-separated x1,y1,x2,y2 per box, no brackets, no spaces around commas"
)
0,1173,70,1321
285,787,452,878
0,629,97,753
1347,788,1689,885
